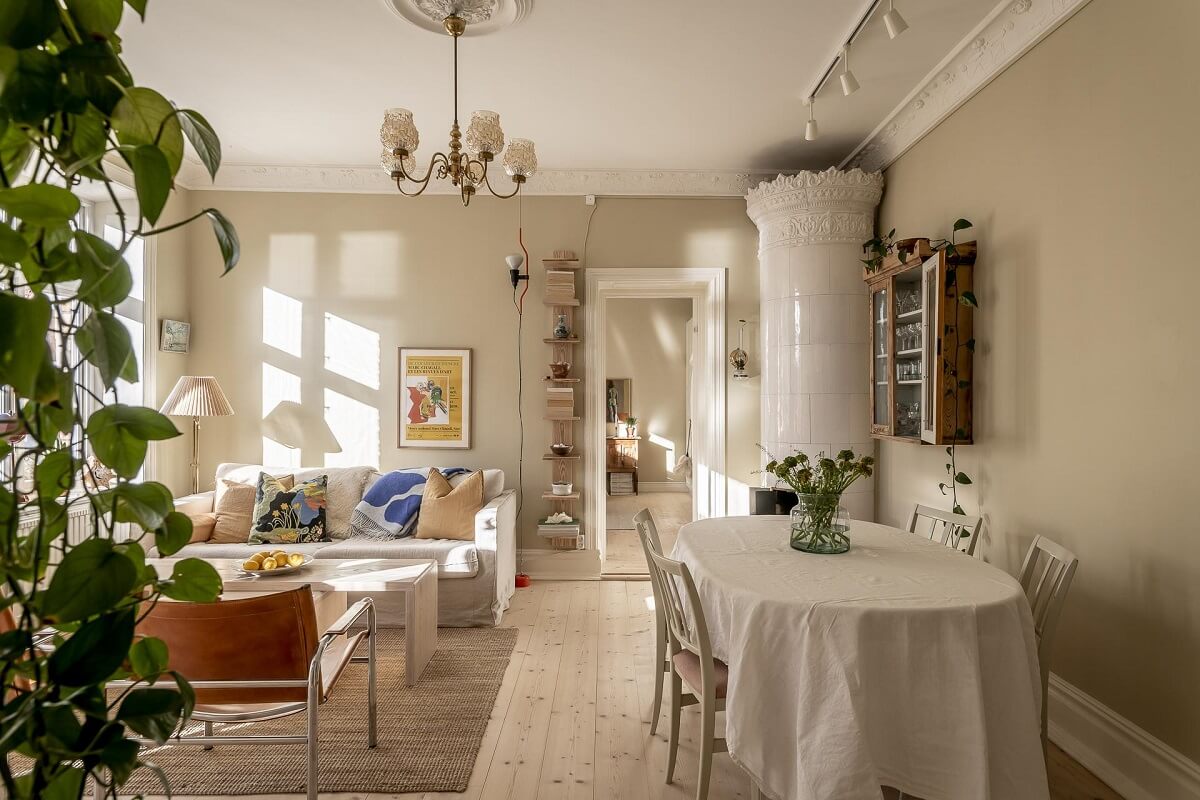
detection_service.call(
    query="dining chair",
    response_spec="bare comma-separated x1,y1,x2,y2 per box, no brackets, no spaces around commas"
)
634,507,671,735
907,503,983,555
101,586,377,800
1018,535,1079,743
641,530,728,800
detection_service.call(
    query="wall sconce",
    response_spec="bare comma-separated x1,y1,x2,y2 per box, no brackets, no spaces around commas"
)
729,319,750,380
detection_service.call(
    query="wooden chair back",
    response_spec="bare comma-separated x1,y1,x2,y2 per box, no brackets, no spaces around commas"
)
907,503,983,555
139,586,320,704
640,531,713,665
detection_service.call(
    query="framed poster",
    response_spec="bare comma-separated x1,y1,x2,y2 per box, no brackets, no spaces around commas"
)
160,319,191,352
398,347,471,449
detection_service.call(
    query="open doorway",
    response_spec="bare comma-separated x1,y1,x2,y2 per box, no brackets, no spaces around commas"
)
602,299,694,574
585,268,727,577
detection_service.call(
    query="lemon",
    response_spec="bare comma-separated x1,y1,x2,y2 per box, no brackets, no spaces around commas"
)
287,553,305,567
271,550,287,561
247,553,264,565
256,550,272,560
241,559,260,570
261,557,278,570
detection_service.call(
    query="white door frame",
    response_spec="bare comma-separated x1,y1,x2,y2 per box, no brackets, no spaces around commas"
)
585,268,727,568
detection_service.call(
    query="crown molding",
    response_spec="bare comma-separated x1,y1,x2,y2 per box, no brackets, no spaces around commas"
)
843,0,1094,173
175,160,779,198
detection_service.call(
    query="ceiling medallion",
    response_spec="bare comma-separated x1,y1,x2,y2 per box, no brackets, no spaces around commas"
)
385,0,532,36
379,13,537,206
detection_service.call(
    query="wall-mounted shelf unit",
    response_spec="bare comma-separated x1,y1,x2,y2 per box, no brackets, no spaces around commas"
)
543,252,584,550
866,239,976,445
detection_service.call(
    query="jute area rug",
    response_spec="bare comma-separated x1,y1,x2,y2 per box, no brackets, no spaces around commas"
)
116,626,518,796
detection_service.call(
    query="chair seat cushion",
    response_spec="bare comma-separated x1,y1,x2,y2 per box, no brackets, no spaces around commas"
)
318,538,479,579
671,650,729,698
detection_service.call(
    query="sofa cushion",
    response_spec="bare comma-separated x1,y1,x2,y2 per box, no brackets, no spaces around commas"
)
250,473,329,544
215,463,374,539
362,467,504,504
212,476,293,544
416,469,482,541
318,538,479,579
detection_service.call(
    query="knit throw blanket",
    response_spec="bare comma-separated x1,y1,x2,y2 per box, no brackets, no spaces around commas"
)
350,467,468,539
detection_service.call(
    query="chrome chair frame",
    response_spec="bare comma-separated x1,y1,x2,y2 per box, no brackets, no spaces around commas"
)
98,597,377,800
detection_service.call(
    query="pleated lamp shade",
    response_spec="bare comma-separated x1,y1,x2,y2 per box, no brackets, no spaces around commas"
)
159,376,234,417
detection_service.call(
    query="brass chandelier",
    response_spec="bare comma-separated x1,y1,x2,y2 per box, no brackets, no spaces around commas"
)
380,14,537,206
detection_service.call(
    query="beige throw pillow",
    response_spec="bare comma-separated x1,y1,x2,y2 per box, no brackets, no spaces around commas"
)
415,469,483,541
211,475,293,543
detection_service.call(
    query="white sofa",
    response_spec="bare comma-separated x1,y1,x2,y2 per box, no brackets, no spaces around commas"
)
170,463,516,627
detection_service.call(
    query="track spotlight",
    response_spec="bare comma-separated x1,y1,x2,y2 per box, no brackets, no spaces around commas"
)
804,98,818,142
839,47,860,96
883,0,908,39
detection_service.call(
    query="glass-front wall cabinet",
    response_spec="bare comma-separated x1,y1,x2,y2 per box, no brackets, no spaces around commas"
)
865,240,976,445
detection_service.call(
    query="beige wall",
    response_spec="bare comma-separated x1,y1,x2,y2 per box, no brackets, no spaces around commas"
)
876,0,1200,761
174,192,759,551
606,298,693,485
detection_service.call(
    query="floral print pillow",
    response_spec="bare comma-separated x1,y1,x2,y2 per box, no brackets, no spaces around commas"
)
249,472,329,544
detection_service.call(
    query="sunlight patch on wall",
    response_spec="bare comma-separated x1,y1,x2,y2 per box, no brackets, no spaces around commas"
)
338,232,401,297
262,363,301,467
324,388,379,468
324,312,380,390
262,288,303,358
648,432,676,474
268,233,316,295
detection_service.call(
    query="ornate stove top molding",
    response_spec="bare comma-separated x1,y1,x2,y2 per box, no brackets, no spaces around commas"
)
745,167,884,250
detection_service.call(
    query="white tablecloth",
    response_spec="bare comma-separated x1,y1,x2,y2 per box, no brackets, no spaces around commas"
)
672,516,1048,800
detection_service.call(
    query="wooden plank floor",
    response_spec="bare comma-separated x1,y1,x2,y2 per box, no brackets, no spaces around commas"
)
604,492,692,574
164,580,1124,800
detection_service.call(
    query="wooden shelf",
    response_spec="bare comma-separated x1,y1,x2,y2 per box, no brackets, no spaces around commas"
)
543,376,581,383
544,415,581,421
542,454,581,460
896,348,922,357
897,379,922,385
542,259,582,269
543,298,580,307
542,337,580,344
542,491,581,500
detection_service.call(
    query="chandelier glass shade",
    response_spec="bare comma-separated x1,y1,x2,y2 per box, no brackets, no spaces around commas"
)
379,14,536,206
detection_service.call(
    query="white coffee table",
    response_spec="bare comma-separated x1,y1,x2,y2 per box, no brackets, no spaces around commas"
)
150,557,439,686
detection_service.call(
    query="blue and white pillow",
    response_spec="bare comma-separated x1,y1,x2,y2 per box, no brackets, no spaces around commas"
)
350,467,468,540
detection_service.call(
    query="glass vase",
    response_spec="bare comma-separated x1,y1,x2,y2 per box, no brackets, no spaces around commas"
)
789,493,851,554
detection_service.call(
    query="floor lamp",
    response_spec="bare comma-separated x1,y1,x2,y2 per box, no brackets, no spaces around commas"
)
159,376,234,494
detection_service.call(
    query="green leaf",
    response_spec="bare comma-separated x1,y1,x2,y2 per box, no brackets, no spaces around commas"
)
938,483,948,495
109,481,174,530
0,184,80,226
74,233,133,308
42,539,139,623
125,0,148,19
178,108,222,181
952,218,973,231
130,143,171,224
0,221,27,261
87,404,179,478
0,293,51,397
160,558,222,602
98,737,141,785
952,504,966,515
155,510,193,556
65,0,124,36
40,766,84,800
34,449,75,499
117,688,184,744
111,86,183,174
47,609,135,685
0,0,59,49
129,635,169,681
959,291,978,307
954,472,973,485
204,207,239,273
76,310,138,388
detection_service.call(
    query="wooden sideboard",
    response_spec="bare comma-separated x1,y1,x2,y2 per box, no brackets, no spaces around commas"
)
605,436,639,496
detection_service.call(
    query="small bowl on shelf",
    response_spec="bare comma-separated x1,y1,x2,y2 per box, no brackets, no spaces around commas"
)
549,362,571,379
551,482,574,496
550,443,574,456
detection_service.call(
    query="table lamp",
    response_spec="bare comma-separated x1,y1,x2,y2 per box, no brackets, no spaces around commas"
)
159,376,234,493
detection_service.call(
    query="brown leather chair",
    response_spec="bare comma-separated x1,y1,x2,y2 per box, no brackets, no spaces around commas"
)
118,587,377,800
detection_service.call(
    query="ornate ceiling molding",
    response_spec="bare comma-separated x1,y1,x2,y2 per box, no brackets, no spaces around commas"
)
384,0,532,36
174,160,779,198
843,0,1094,173
745,168,884,250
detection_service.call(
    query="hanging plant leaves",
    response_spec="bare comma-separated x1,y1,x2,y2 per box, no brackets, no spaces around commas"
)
178,109,221,180
959,291,978,307
203,207,239,272
129,143,172,224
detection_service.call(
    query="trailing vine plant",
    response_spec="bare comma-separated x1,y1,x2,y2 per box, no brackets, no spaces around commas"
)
860,227,895,273
930,218,976,515
0,2,239,798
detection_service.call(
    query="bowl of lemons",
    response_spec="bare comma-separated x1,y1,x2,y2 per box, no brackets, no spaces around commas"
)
239,550,312,575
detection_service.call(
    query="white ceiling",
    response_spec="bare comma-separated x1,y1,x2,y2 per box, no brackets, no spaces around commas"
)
118,0,1000,174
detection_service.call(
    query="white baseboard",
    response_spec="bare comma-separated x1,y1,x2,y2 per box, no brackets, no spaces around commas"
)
1049,674,1200,800
517,548,600,580
637,481,690,493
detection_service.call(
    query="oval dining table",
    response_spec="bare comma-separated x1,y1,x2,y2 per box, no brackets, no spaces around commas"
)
672,515,1049,800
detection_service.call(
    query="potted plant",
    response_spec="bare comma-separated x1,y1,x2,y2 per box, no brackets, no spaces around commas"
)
762,448,874,554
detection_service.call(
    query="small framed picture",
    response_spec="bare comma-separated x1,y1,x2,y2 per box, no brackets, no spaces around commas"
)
160,319,191,353
398,347,472,449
